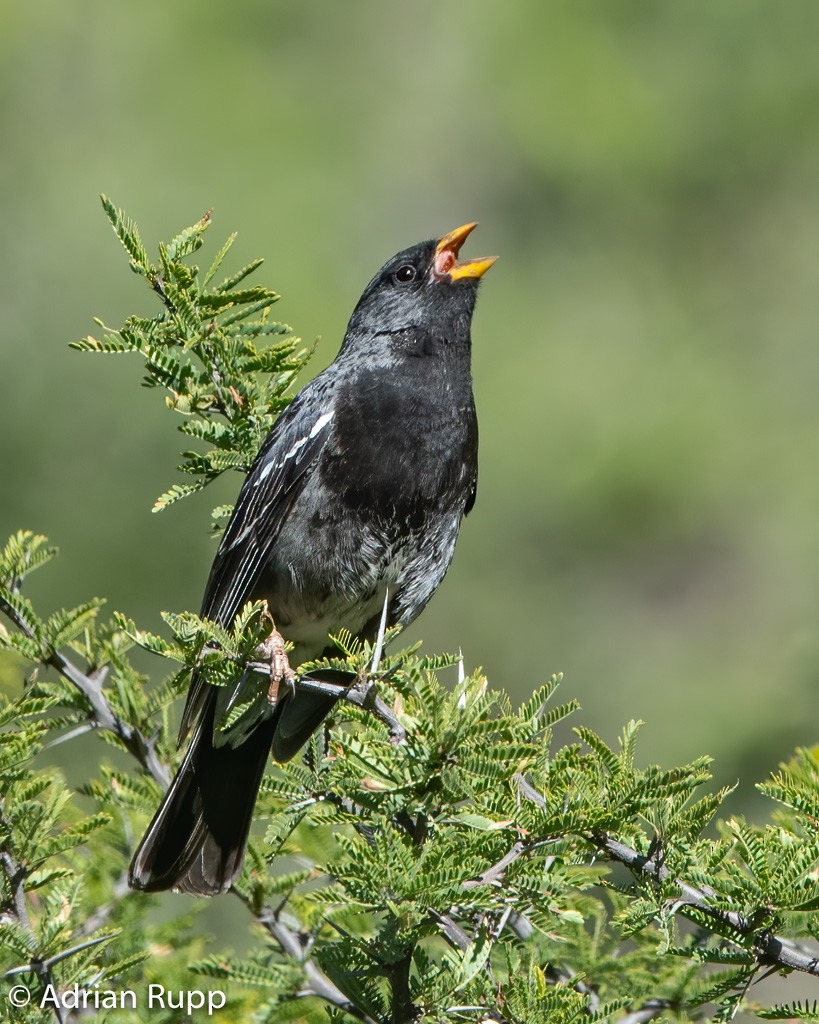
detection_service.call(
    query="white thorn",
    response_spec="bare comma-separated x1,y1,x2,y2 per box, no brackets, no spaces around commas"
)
370,588,390,675
457,648,467,707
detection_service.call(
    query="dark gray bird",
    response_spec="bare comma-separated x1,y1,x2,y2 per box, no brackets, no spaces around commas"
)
129,223,496,895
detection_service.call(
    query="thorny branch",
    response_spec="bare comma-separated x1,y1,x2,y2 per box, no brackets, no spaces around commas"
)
514,775,819,979
0,597,372,1018
1,808,78,1024
0,815,31,935
296,672,407,744
0,593,169,786
593,832,819,976
247,587,407,745
6,580,819,1018
618,1000,673,1024
238,895,376,1023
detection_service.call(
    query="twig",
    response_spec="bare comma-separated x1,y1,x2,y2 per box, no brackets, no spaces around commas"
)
80,872,131,936
245,895,377,1023
618,999,673,1024
1,829,31,934
0,593,169,787
30,934,115,973
463,837,559,892
390,948,415,1024
462,841,527,890
592,832,819,976
246,662,407,744
512,776,819,978
429,909,472,951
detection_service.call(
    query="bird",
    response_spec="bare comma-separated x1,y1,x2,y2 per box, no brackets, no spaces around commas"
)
128,223,496,896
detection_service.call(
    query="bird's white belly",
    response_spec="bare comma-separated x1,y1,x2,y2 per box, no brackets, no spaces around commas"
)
272,525,412,664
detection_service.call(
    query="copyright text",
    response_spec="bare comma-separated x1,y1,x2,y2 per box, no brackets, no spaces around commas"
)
17,983,228,1015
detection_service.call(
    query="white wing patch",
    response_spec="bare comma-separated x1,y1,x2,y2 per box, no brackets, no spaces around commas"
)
256,411,335,485
309,411,334,438
225,409,336,553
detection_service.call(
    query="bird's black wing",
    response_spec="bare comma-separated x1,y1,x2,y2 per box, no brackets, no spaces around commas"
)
463,394,479,516
179,385,336,740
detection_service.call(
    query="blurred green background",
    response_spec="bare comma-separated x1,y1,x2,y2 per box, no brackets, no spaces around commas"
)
4,1,819,819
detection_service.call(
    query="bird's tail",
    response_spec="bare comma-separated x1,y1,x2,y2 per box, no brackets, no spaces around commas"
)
128,690,276,896
271,688,339,762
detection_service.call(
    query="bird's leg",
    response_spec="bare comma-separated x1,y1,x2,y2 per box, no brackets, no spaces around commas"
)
255,617,296,706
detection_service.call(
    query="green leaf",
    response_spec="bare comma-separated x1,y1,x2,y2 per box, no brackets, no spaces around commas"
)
45,599,105,649
215,257,266,293
153,479,209,512
0,530,57,586
758,1001,819,1020
164,209,211,261
100,194,151,274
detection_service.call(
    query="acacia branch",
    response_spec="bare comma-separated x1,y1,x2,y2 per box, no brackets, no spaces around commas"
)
462,841,528,891
390,948,415,1024
592,832,819,976
461,838,559,892
1,813,66,1023
245,591,406,746
618,1000,673,1024
516,775,819,977
0,593,169,786
246,662,407,744
0,595,365,1020
246,896,377,1023
0,824,31,935
430,909,472,951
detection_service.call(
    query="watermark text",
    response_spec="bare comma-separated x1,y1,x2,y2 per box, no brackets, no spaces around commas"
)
4,983,227,1016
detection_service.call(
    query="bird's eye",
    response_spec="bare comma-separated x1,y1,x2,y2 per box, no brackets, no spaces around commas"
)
394,264,416,283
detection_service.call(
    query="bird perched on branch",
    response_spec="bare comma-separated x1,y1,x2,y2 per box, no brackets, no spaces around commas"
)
129,223,496,895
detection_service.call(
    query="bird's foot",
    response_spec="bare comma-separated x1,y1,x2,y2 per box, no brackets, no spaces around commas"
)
255,624,296,706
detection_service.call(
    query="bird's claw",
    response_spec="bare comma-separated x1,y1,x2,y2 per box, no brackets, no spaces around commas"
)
255,625,296,706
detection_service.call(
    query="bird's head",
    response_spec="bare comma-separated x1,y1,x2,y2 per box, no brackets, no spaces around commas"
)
344,223,497,348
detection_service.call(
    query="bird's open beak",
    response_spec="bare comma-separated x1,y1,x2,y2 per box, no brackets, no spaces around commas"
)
434,223,498,281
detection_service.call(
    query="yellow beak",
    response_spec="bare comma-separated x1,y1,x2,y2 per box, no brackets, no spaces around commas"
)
434,223,498,281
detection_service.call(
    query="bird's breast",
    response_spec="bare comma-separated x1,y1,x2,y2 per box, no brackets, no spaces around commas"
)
322,369,476,527
253,362,476,661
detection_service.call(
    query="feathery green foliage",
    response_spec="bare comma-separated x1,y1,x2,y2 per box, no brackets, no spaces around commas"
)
71,196,311,520
2,202,819,1023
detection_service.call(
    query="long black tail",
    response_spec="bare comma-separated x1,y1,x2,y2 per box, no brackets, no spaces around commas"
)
129,675,340,895
128,690,276,896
